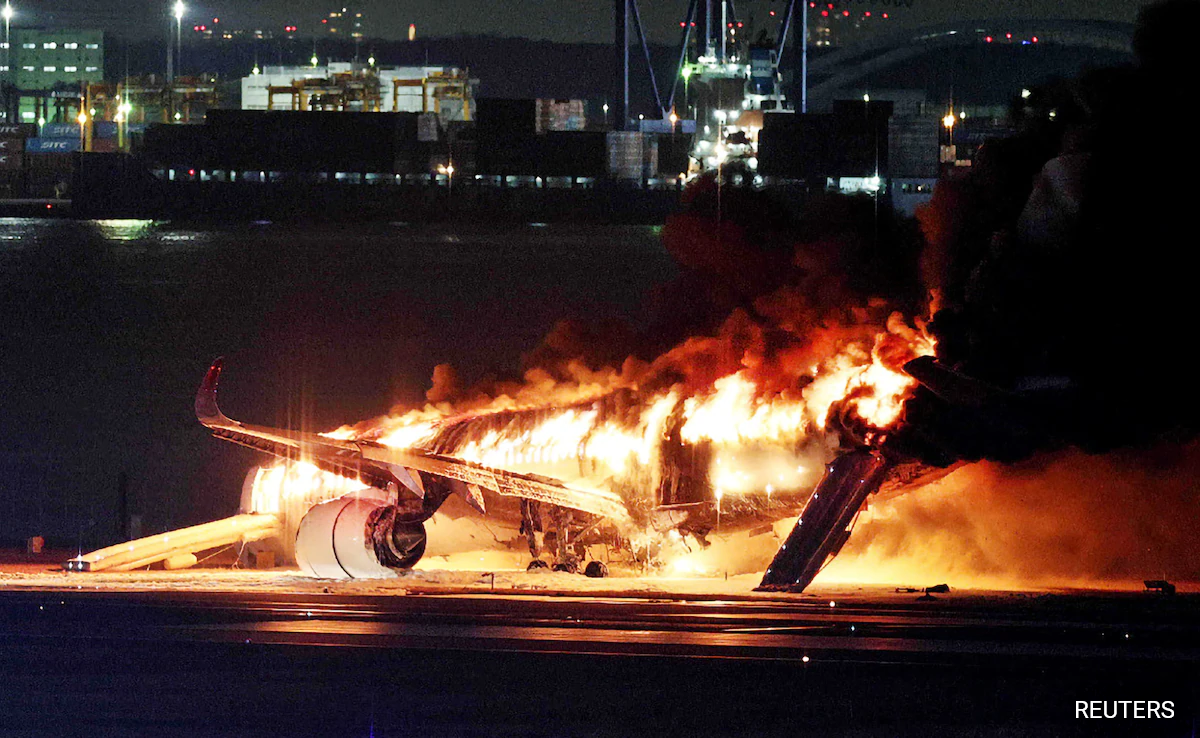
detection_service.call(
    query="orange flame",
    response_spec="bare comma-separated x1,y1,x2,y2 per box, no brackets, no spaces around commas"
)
251,307,935,570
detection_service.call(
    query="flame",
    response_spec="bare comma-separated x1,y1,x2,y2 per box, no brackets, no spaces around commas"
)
246,461,363,515
249,306,935,573
681,372,807,444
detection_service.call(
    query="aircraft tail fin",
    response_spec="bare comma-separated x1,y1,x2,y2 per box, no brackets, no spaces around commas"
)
195,357,236,427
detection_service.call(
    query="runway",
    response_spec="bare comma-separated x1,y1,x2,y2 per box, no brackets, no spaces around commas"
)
2,576,1198,736
4,585,1200,662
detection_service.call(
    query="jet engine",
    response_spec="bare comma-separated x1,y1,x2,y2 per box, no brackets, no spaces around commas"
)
294,492,428,578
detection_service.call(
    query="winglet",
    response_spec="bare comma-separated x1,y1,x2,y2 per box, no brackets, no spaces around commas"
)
195,357,235,427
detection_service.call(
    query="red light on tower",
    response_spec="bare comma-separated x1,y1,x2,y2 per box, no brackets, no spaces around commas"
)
864,11,870,16
842,10,849,16
821,10,829,17
882,12,888,18
680,21,685,27
213,17,218,23
1005,32,1012,39
771,10,777,15
985,35,993,42
1031,35,1039,43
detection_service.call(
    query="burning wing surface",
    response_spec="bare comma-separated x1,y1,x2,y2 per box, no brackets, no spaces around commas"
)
196,359,630,522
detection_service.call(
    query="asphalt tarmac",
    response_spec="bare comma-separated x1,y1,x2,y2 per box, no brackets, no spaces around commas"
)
1,583,1197,736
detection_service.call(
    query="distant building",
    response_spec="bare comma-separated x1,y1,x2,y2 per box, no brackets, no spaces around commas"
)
3,29,103,90
1,29,104,125
322,6,364,40
241,63,476,120
809,2,905,48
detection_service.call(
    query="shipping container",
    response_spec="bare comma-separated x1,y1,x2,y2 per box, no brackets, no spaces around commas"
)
93,121,119,140
0,170,22,197
607,131,657,180
0,136,23,170
25,138,81,154
536,99,586,133
476,98,537,141
637,119,695,135
0,123,37,138
41,123,81,139
22,152,73,198
537,131,606,176
142,111,421,174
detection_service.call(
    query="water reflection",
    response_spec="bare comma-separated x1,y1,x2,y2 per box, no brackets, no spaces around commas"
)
89,219,158,241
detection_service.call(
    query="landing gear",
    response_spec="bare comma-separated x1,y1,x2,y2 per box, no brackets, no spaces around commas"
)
522,501,609,575
520,499,544,557
584,561,609,578
552,559,579,574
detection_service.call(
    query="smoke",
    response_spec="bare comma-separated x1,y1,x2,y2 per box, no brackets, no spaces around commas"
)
822,440,1200,590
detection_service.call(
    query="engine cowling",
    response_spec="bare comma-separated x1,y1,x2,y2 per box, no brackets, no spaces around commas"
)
295,492,427,578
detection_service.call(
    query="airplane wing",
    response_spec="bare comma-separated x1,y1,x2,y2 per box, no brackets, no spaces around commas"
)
196,359,631,523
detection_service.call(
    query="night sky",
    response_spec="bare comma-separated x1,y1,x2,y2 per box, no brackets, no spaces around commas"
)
20,0,1147,44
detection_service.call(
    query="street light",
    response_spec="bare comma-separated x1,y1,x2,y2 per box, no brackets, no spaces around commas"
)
681,65,691,113
76,111,87,152
173,1,184,76
437,162,455,196
942,110,956,151
117,101,132,149
3,1,12,106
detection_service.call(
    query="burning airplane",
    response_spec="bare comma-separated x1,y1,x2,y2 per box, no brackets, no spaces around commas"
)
68,304,946,592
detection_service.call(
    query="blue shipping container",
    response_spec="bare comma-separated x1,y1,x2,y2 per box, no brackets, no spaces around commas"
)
26,137,81,153
41,121,120,139
41,123,80,138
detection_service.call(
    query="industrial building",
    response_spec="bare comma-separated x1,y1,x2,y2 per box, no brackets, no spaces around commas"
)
241,63,475,120
2,28,103,90
1,29,103,125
